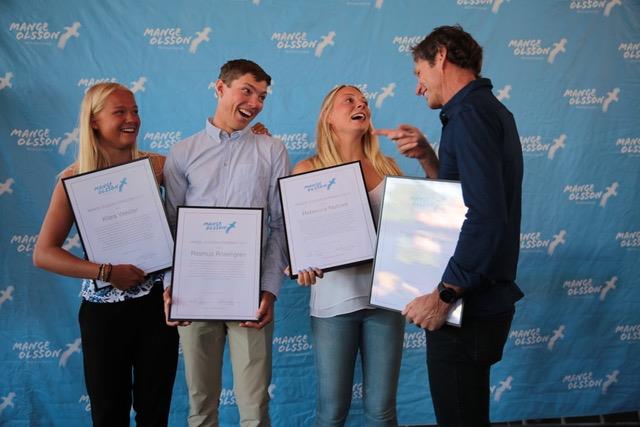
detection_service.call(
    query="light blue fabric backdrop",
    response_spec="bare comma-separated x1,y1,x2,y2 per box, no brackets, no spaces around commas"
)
1,0,638,425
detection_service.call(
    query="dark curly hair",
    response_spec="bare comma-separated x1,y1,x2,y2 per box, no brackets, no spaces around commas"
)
412,25,483,77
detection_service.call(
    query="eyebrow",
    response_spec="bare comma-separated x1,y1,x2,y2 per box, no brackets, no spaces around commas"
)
243,83,268,97
341,92,367,102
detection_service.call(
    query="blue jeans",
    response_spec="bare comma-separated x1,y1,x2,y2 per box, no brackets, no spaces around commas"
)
426,311,514,427
311,309,405,427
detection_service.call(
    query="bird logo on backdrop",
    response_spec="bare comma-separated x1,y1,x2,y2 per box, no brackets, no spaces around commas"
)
604,0,622,17
0,392,16,414
57,22,81,49
0,178,15,196
599,182,618,208
315,31,336,57
602,88,620,113
59,128,79,155
189,27,212,54
600,276,618,301
59,338,82,367
547,230,567,256
494,376,513,402
375,83,396,109
547,38,567,64
602,370,619,394
492,0,509,14
130,77,147,94
496,84,511,101
0,286,15,309
548,134,566,160
62,233,82,251
547,325,565,351
0,72,14,90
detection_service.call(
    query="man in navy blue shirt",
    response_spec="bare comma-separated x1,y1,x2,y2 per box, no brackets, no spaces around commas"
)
377,25,524,426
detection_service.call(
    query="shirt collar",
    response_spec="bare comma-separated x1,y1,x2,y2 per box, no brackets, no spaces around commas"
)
205,118,252,144
440,78,493,126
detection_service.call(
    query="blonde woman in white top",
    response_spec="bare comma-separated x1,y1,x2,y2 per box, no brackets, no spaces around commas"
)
291,85,437,427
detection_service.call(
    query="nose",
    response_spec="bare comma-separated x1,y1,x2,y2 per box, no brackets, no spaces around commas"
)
415,82,425,96
126,110,139,123
247,94,263,109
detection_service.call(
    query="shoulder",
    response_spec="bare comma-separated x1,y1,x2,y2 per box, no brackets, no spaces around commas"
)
255,133,286,151
292,157,316,175
383,156,402,175
60,164,79,179
164,130,205,168
169,129,206,154
141,151,166,176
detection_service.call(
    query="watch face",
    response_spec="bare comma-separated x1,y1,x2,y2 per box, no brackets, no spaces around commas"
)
439,287,456,303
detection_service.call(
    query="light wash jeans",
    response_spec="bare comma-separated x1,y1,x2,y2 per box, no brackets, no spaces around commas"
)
311,308,405,427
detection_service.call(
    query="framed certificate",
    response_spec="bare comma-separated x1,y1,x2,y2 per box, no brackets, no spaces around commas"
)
278,161,377,279
169,207,263,321
62,158,174,290
369,176,465,326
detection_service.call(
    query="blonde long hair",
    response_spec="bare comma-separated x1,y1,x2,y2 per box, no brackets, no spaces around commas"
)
309,85,402,176
76,82,141,173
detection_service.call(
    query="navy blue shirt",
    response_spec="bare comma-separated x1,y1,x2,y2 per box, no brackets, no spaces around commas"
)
437,78,524,317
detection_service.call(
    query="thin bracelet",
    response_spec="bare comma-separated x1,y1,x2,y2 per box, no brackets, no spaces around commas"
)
96,263,105,281
104,263,113,282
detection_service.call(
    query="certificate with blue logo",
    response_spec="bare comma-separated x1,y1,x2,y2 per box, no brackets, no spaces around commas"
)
62,158,174,290
278,161,377,279
169,207,263,321
370,176,464,326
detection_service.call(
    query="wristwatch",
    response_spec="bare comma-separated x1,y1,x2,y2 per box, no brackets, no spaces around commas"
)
438,281,459,304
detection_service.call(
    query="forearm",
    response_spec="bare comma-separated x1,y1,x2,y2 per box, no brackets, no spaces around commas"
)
419,155,439,178
261,229,287,297
33,245,99,280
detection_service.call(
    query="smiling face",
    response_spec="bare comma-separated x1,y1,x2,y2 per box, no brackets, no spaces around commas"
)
91,89,140,151
213,73,268,133
326,86,371,136
414,57,444,109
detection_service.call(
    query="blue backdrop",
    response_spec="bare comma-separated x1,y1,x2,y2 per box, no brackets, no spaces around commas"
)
1,0,639,425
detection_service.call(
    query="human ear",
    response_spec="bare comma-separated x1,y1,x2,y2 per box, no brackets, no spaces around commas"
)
214,80,225,98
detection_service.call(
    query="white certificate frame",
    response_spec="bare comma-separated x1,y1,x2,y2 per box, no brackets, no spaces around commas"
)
278,161,377,280
169,206,263,322
369,176,465,326
62,158,174,290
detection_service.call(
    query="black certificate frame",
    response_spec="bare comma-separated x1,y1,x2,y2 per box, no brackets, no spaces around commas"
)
61,157,173,291
278,160,377,280
168,206,263,322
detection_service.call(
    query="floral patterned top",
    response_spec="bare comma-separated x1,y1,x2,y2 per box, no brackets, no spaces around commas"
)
80,273,162,303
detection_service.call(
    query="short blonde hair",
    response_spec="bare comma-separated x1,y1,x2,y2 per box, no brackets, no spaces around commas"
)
310,85,401,176
76,82,141,173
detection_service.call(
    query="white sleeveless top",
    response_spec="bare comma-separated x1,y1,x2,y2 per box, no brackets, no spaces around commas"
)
309,181,384,318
